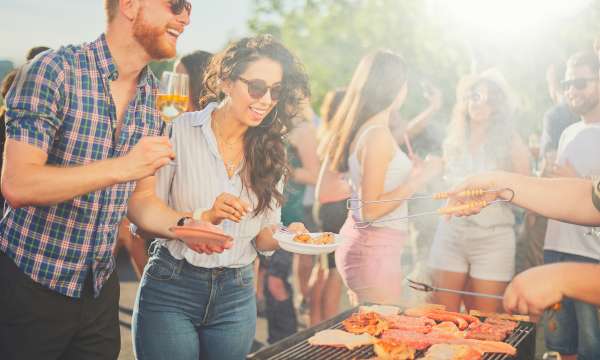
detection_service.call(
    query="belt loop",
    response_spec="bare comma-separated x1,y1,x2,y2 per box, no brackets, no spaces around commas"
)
148,240,160,257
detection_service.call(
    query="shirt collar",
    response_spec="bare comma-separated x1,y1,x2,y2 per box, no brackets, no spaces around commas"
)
92,34,119,81
193,102,245,177
92,33,154,90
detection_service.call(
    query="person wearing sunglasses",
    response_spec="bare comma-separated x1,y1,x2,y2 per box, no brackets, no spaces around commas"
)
534,51,600,360
442,173,600,329
0,1,195,359
428,69,530,314
131,35,310,360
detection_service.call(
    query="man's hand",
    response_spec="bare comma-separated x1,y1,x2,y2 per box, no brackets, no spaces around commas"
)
444,172,501,218
202,193,251,225
120,136,175,182
503,264,565,318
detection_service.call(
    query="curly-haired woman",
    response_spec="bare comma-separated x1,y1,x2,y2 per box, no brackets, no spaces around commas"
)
428,70,529,313
132,35,309,360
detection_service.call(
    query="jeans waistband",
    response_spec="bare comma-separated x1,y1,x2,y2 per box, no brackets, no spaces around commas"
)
149,241,253,276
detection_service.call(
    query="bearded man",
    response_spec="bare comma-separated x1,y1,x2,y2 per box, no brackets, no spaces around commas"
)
542,51,600,360
0,1,219,359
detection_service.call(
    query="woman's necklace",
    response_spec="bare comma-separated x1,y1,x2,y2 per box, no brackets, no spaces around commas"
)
213,116,244,176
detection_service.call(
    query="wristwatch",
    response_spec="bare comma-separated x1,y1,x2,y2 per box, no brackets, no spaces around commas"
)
176,216,193,226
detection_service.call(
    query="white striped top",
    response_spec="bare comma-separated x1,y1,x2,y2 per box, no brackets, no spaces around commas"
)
155,102,281,268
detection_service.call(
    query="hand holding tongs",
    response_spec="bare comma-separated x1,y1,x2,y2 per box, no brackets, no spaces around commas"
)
347,189,500,210
350,188,514,229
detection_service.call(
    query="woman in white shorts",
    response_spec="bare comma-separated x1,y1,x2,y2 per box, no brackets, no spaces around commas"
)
428,70,530,312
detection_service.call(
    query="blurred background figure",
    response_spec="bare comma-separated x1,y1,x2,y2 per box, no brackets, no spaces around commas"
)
309,88,349,325
326,50,442,306
174,50,213,111
265,96,320,340
541,51,600,360
429,69,530,313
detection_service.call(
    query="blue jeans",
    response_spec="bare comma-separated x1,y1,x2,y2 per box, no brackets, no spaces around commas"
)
132,245,256,360
543,250,600,359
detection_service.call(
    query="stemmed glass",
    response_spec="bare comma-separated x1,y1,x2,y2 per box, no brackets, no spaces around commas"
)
157,71,189,165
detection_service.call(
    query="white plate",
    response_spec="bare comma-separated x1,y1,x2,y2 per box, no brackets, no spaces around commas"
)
274,232,345,255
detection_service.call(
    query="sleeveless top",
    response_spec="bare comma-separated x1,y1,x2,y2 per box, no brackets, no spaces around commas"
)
348,125,412,231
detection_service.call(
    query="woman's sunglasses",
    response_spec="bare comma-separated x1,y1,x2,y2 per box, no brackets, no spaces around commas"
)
560,78,597,91
170,0,192,15
465,91,486,104
238,77,283,101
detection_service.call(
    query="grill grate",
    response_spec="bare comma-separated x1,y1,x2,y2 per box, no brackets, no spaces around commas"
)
248,307,536,360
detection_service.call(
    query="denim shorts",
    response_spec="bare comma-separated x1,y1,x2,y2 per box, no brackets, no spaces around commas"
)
132,245,256,360
543,250,600,359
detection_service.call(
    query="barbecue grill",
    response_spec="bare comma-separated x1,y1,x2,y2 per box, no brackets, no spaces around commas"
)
247,306,536,360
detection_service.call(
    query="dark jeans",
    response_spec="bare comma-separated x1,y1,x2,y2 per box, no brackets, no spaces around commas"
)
543,250,600,359
0,251,120,360
264,250,297,344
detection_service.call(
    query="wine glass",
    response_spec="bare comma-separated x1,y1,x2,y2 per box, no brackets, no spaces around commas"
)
157,71,189,127
157,71,189,166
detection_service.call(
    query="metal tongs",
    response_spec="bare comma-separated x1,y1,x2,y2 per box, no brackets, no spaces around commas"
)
407,278,503,300
349,188,514,229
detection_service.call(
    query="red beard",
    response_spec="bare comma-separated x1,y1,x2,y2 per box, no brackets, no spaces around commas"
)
133,8,176,60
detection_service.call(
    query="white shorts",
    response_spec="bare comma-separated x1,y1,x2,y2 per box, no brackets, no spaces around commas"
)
427,219,516,282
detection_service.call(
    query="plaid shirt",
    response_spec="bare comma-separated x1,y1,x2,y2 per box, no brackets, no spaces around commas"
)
0,34,161,298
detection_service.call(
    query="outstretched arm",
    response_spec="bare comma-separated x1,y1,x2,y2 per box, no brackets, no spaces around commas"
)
447,171,600,226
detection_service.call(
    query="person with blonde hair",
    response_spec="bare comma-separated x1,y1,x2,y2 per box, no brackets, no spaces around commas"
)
324,50,442,305
428,69,530,313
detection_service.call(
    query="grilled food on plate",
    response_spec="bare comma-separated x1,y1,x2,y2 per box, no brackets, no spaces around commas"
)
293,232,335,245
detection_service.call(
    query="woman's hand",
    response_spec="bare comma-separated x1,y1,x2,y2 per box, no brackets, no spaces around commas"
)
410,154,444,186
203,193,251,225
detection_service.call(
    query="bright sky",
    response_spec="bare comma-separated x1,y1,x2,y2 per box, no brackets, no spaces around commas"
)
0,0,253,64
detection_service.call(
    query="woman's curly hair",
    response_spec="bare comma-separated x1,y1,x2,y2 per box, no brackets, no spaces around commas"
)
201,35,310,215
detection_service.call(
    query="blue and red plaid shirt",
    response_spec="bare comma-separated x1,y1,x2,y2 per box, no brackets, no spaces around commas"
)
0,34,162,298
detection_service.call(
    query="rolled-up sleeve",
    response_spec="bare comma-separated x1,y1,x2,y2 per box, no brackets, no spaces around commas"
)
5,53,65,153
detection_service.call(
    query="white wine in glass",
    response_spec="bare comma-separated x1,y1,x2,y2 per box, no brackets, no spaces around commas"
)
157,71,189,124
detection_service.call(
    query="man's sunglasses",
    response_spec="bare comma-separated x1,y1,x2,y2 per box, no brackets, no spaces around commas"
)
170,0,192,15
560,78,597,91
238,77,283,101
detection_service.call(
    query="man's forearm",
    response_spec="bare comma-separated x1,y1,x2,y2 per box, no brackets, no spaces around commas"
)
497,172,600,225
561,263,600,306
2,157,127,208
